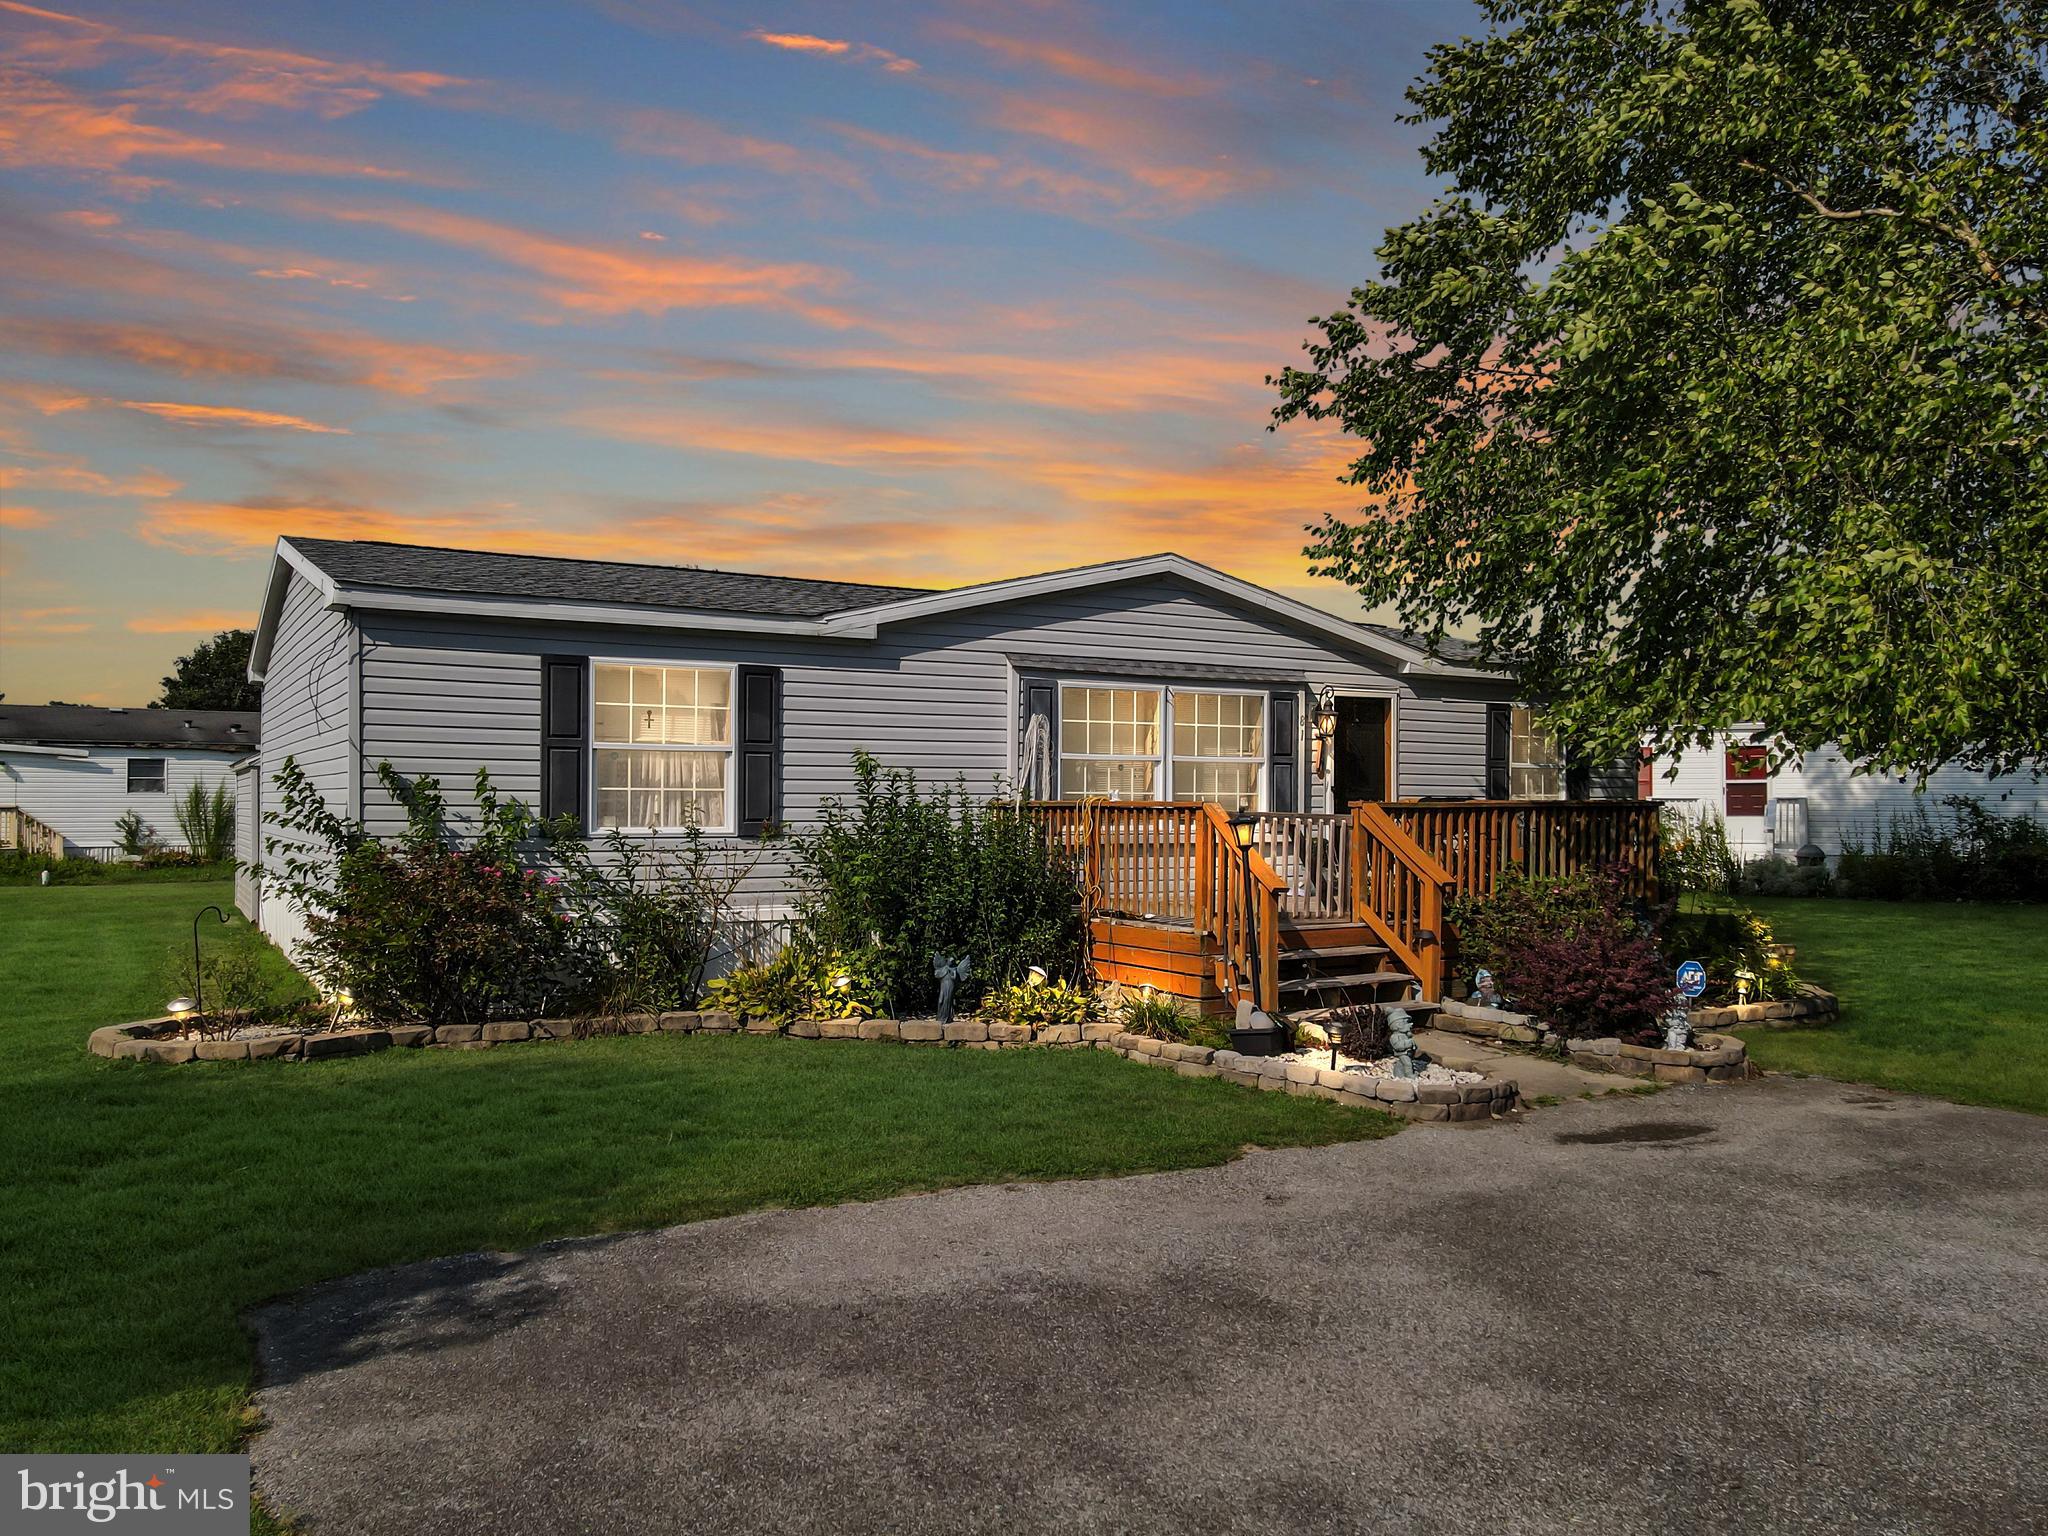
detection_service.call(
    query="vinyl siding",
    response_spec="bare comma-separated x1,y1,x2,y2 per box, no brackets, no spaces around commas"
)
1647,730,2046,860
233,758,260,922
0,746,243,854
354,575,1515,906
257,570,357,958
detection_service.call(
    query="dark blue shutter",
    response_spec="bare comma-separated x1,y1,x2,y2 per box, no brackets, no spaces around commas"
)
1268,691,1300,812
736,665,781,836
541,655,588,832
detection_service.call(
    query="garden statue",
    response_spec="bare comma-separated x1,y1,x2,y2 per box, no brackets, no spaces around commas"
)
1663,1007,1692,1052
1384,1002,1421,1078
932,953,972,1025
1472,968,1503,1010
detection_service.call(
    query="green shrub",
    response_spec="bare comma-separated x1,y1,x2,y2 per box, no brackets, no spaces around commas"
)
263,757,756,1026
1658,909,1801,1003
1116,987,1194,1041
1835,796,2048,903
156,941,308,1038
1661,806,1738,897
173,781,235,863
980,974,1095,1031
1737,854,1831,898
701,953,809,1024
114,810,154,858
790,752,1085,1014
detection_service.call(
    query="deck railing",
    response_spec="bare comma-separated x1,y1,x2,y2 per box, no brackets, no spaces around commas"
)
1029,797,1662,1008
1028,800,1284,1008
1349,803,1452,1002
1374,800,1662,903
0,807,64,859
1248,811,1353,921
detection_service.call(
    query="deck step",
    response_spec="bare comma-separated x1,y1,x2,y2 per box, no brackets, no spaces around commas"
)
1277,970,1416,997
1277,943,1388,966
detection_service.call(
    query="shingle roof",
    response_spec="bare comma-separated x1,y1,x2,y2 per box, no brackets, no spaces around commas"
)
0,704,258,750
287,538,935,619
1355,621,1485,664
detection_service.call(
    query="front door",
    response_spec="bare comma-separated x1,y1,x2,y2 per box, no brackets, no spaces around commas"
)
1332,697,1390,809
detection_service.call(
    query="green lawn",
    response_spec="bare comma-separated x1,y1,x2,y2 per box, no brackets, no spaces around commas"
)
1734,897,2048,1116
0,878,1393,1514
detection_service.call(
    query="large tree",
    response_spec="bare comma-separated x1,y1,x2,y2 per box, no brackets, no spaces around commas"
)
153,629,261,712
1274,0,2046,777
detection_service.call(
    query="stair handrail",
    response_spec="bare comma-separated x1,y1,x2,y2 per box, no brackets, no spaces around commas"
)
1198,802,1286,1011
1349,802,1455,1002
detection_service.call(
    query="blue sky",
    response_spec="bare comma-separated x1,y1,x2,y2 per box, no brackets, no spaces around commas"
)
0,0,1479,701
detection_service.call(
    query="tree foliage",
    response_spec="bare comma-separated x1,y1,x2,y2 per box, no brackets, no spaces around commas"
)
154,629,260,712
1273,0,2046,777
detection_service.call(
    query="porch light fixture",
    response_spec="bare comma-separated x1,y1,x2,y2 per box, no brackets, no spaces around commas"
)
1310,685,1338,748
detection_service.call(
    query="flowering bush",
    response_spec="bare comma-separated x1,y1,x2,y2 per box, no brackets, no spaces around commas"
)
1453,867,1674,1040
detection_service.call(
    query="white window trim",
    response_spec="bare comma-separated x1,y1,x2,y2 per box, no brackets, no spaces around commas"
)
589,659,739,836
127,757,168,794
1508,704,1564,802
1056,679,1269,809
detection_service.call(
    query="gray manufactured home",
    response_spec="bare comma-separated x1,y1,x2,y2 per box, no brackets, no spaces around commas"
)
244,537,1564,957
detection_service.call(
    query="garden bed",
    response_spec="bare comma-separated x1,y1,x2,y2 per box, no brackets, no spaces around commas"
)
1433,997,1766,1083
83,1007,1522,1121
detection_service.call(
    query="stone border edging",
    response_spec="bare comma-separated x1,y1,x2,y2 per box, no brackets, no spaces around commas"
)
1433,998,1756,1084
1686,985,1838,1030
87,1009,1523,1122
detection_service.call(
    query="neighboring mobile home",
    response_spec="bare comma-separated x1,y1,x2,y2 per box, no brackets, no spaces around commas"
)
1643,727,2046,862
244,538,1594,958
0,704,257,859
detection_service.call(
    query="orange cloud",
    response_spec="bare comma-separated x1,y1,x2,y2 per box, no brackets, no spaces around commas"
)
0,66,426,183
983,92,1259,207
748,29,917,73
0,505,54,528
573,404,1050,472
0,1,462,119
125,607,254,633
0,452,178,498
117,400,349,433
0,316,523,397
796,341,1277,412
936,24,1209,98
1,603,92,638
311,202,847,320
831,123,1132,213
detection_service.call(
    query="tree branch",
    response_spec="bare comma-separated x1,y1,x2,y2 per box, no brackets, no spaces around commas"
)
1737,159,2044,334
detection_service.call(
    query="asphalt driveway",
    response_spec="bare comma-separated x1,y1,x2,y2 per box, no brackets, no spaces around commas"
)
250,1079,2048,1534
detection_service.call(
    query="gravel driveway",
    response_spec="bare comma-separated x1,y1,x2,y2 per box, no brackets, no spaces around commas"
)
250,1079,2048,1534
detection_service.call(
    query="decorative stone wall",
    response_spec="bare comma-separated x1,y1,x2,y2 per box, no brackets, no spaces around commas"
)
1433,998,1756,1084
1686,986,1838,1030
84,1009,1523,1120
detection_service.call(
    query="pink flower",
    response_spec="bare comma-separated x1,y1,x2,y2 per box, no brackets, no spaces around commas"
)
544,874,561,886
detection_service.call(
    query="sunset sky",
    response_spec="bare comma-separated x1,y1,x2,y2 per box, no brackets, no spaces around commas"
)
0,0,1476,704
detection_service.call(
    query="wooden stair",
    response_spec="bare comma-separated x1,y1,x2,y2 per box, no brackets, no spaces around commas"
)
1272,919,1439,1024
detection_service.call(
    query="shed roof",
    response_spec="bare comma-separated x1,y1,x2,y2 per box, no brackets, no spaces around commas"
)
0,704,259,750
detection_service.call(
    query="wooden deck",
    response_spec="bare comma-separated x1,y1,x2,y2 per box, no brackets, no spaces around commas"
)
1035,798,1661,1008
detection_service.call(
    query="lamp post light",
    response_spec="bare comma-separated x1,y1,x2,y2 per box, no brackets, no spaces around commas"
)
1228,808,1261,1012
170,904,231,1027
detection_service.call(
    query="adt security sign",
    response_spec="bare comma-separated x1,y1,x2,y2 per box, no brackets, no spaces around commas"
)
1676,960,1707,999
